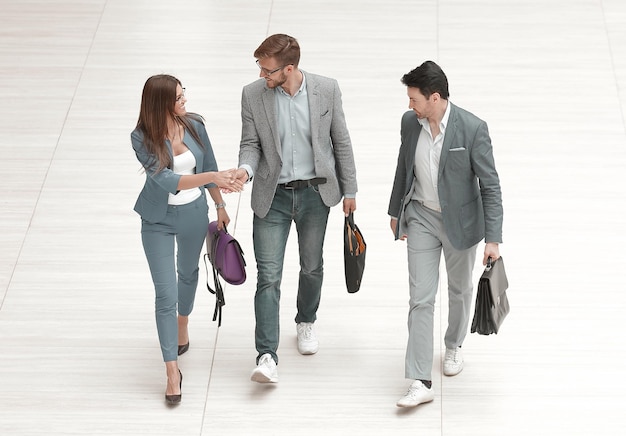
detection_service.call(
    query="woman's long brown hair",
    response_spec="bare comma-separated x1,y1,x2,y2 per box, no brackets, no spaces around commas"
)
136,74,205,173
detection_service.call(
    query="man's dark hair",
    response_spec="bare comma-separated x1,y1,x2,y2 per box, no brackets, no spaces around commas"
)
401,60,449,99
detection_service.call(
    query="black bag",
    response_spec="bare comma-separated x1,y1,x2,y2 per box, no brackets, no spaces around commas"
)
471,256,510,335
343,212,366,293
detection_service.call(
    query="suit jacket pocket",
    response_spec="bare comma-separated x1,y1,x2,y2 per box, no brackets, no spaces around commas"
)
446,147,470,171
318,109,332,135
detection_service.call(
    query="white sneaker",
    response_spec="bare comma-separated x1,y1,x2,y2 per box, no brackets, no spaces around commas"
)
250,353,278,383
396,380,434,408
443,347,464,376
296,322,319,355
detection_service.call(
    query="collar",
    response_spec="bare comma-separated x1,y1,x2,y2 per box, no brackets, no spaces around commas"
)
418,100,452,134
278,70,306,96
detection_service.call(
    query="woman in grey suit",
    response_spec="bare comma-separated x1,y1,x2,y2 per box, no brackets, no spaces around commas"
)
131,75,243,404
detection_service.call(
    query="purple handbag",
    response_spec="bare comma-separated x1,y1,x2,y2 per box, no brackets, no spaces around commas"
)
204,221,246,326
206,221,246,285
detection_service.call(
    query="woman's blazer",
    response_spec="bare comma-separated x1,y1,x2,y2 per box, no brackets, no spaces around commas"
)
131,118,218,224
388,103,503,250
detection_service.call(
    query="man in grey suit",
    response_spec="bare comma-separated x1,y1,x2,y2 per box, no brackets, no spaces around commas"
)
388,61,503,407
233,34,358,384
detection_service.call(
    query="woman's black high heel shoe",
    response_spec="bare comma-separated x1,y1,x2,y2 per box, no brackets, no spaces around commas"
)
178,342,189,356
165,370,182,405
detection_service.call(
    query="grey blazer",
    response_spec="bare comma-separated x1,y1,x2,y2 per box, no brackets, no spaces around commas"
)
238,71,358,219
388,103,503,250
131,118,217,224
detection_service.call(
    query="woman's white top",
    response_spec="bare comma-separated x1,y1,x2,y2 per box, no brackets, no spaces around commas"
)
168,149,202,205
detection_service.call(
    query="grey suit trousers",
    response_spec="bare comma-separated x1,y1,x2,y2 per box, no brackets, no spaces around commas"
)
404,200,477,380
141,195,209,362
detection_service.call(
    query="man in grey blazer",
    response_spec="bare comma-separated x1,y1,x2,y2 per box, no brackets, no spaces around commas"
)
388,61,503,407
233,34,358,384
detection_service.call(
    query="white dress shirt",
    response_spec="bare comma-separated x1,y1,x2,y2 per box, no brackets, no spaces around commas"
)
410,101,451,212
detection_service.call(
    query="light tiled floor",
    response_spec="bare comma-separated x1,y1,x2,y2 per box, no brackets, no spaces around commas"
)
1,0,625,435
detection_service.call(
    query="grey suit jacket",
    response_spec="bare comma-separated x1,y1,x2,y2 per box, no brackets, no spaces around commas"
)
131,118,217,224
388,103,503,250
238,71,358,218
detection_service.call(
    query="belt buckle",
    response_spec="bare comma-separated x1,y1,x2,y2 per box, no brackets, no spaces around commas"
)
286,180,306,189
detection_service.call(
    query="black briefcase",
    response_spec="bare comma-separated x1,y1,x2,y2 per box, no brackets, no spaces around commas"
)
343,212,366,293
471,256,510,335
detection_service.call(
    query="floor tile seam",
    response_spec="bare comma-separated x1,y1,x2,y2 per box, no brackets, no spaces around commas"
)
600,1,626,136
0,2,109,314
264,0,275,37
199,323,221,433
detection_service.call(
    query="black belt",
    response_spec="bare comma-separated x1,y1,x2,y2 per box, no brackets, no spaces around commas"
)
278,177,327,190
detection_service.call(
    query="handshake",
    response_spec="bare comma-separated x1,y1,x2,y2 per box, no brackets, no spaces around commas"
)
216,168,249,194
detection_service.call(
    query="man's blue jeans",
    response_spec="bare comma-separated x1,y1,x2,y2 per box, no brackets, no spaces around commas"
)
252,185,330,364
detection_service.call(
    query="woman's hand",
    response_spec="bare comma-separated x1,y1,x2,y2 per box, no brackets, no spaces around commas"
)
216,208,230,230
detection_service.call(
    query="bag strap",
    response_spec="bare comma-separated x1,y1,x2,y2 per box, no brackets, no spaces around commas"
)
345,212,359,254
203,253,225,327
346,212,355,228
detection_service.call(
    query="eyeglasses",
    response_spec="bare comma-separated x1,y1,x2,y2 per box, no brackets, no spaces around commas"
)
176,88,186,102
256,60,291,76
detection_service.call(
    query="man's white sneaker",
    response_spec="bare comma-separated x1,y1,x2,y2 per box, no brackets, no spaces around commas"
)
250,353,278,383
443,347,464,376
396,380,434,408
296,322,319,355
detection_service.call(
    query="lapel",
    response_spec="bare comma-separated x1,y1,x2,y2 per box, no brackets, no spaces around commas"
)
406,117,422,182
261,85,282,156
164,139,174,170
182,130,203,171
305,72,320,146
438,102,458,179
